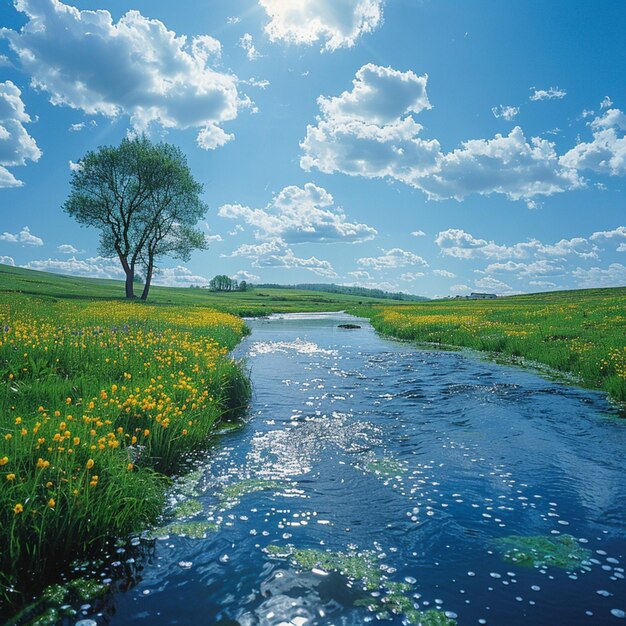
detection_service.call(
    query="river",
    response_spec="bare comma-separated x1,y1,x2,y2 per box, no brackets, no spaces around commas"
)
89,312,625,626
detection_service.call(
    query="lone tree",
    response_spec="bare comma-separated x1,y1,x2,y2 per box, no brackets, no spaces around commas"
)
64,135,208,300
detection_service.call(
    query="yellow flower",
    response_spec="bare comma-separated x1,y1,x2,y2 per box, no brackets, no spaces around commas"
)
48,498,55,508
0,456,8,466
86,459,94,469
13,503,23,514
73,437,80,445
15,417,22,425
4,433,11,441
127,463,134,471
6,473,16,481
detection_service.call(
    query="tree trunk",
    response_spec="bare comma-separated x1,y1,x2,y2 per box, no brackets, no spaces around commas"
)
117,251,135,299
140,258,154,301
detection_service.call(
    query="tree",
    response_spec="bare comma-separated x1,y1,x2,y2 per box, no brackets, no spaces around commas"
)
136,143,207,300
64,136,207,300
209,275,238,292
239,280,248,292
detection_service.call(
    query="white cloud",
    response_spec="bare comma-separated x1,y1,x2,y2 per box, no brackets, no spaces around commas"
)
492,104,519,121
484,259,564,277
357,247,428,270
2,0,242,150
23,255,124,278
239,33,261,60
153,265,209,287
435,228,597,260
433,269,455,278
0,255,15,265
219,183,377,244
590,226,626,241
572,263,626,288
301,66,581,203
560,108,626,176
0,80,41,187
529,87,567,101
399,271,424,281
411,230,426,237
204,234,223,244
474,276,512,293
450,284,470,294
618,243,626,252
68,160,82,172
258,0,383,51
301,65,439,185
57,243,80,254
240,77,270,89
600,96,613,109
348,270,372,281
0,226,43,246
418,127,582,203
227,240,337,277
69,122,84,132
528,280,557,288
232,270,260,282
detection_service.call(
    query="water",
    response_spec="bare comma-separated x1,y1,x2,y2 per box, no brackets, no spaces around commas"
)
90,313,625,625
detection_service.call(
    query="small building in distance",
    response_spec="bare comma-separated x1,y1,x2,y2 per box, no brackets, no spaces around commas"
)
468,292,497,300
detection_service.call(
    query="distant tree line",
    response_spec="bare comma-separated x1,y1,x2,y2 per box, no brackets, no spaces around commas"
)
209,275,249,292
254,283,428,302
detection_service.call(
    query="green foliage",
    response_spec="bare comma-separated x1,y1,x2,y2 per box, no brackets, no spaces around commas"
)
354,287,626,403
494,534,592,570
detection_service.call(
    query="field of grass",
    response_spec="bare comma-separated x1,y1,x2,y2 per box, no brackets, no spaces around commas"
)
0,264,400,315
352,287,626,403
0,291,250,609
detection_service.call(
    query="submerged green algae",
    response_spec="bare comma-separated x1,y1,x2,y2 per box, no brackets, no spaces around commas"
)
218,479,286,510
264,544,457,626
172,498,203,519
494,534,591,570
364,457,408,478
6,577,107,626
150,520,219,540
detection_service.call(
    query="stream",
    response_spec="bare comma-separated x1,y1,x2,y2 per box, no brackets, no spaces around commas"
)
88,312,625,625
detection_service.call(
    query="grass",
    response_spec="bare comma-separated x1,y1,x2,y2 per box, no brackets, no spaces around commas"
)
0,264,404,315
0,290,250,611
351,287,626,403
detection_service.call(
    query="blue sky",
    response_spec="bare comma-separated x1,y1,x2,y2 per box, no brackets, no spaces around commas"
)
0,0,625,297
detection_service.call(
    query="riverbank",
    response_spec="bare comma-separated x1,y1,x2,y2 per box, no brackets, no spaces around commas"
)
0,293,250,611
351,286,626,404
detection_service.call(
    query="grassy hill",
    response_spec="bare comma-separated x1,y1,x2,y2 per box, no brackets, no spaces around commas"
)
0,264,407,315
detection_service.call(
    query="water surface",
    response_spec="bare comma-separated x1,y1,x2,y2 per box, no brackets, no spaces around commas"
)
95,313,625,625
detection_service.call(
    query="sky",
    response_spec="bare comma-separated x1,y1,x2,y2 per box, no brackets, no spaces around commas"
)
0,0,625,298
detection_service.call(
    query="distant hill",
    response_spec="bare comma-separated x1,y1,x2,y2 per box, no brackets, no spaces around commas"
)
254,283,429,302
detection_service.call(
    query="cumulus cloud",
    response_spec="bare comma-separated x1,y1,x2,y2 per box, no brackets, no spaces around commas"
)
357,247,428,270
0,80,41,187
232,270,260,282
418,127,582,203
0,225,43,246
2,0,243,150
57,243,80,254
0,255,15,265
474,276,513,293
227,240,337,277
433,269,455,278
484,259,565,277
492,105,519,121
572,263,626,288
529,87,567,101
560,108,626,176
258,0,383,51
399,271,424,281
153,265,209,287
219,183,377,244
23,255,124,278
528,280,557,288
618,243,626,252
450,284,470,294
600,96,613,109
411,230,426,237
590,226,626,241
301,64,440,184
239,33,261,60
301,65,581,203
435,228,597,260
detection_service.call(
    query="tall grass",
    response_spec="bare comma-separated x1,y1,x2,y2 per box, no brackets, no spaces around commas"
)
353,288,626,403
0,295,250,608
